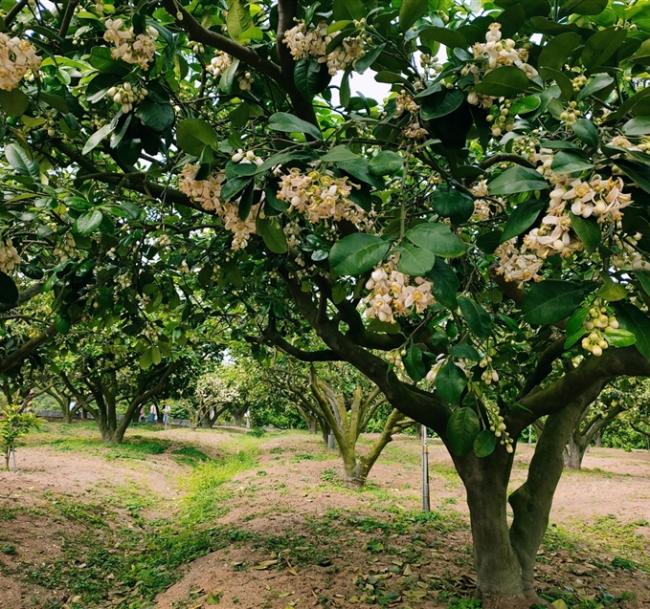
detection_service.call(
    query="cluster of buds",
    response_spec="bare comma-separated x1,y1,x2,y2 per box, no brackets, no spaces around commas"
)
484,401,513,453
571,74,588,92
363,259,435,324
487,99,513,137
239,71,253,91
283,20,366,76
231,149,263,166
115,273,131,290
394,90,420,117
494,239,544,284
470,179,494,221
207,52,232,77
0,33,41,91
179,164,258,250
479,354,499,385
106,83,148,113
53,232,77,261
559,101,580,126
581,302,620,357
466,23,537,108
403,121,428,140
611,233,650,271
277,168,367,227
0,240,20,274
103,19,158,70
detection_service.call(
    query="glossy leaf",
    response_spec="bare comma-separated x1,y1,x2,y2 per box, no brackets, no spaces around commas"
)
523,280,595,325
405,222,467,257
329,233,390,277
446,407,479,456
488,166,548,195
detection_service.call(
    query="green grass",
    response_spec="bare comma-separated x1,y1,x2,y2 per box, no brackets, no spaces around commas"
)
48,435,170,460
171,445,211,465
24,444,260,609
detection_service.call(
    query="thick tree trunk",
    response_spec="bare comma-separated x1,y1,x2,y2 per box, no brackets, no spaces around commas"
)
457,452,533,608
342,453,368,487
563,435,586,469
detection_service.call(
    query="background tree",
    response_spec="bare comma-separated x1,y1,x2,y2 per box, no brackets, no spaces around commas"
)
0,400,39,470
3,1,650,606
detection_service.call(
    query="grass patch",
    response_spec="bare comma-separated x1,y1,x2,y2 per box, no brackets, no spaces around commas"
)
23,445,259,609
49,436,170,460
171,445,211,466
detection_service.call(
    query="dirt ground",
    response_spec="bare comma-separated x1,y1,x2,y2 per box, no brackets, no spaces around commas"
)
0,424,648,609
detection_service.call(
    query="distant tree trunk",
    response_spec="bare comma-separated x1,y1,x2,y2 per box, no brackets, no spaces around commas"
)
563,436,586,469
308,368,410,486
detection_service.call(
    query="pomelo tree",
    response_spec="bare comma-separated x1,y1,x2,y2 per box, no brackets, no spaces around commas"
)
2,0,650,605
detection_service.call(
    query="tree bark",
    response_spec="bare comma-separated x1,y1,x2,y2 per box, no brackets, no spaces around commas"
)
563,435,586,469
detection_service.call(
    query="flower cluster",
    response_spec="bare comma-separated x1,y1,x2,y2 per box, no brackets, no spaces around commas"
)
0,240,20,274
363,260,435,323
103,19,158,70
0,33,41,91
559,101,580,126
470,179,493,221
394,90,420,117
581,302,620,357
53,232,76,261
486,99,513,137
484,400,513,453
277,169,367,227
494,239,544,284
611,233,650,271
207,52,232,77
106,83,148,113
558,176,632,223
231,149,263,166
283,20,366,76
479,354,499,385
179,165,257,250
466,23,536,108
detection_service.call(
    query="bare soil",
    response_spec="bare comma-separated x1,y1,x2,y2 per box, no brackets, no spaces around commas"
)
0,424,648,609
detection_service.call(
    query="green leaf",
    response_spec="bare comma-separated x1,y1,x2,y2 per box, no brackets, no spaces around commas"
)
177,118,219,156
321,145,360,163
5,143,39,177
581,29,627,70
89,46,129,75
436,363,467,406
511,95,541,115
445,407,479,456
75,209,104,235
369,151,403,176
419,26,467,49
402,344,427,382
539,32,583,71
329,233,390,277
82,121,114,155
226,0,251,40
294,58,327,99
0,89,29,117
614,303,650,360
255,218,288,254
628,39,650,65
488,166,548,195
564,307,589,349
429,258,459,309
635,271,650,296
474,66,531,98
431,189,474,224
405,222,467,258
623,116,650,137
597,277,627,302
551,151,593,174
458,296,491,338
473,430,497,458
355,44,386,73
419,89,465,120
500,200,546,242
0,271,19,306
396,242,436,276
616,160,650,195
572,119,599,148
560,0,607,15
399,0,427,31
577,73,615,100
604,327,637,348
569,213,601,250
268,112,321,140
522,280,595,325
136,100,175,132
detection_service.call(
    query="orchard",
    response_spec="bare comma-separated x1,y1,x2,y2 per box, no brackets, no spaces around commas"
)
1,1,650,608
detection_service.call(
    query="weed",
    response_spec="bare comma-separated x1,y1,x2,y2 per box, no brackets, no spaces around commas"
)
49,436,170,460
172,445,211,465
